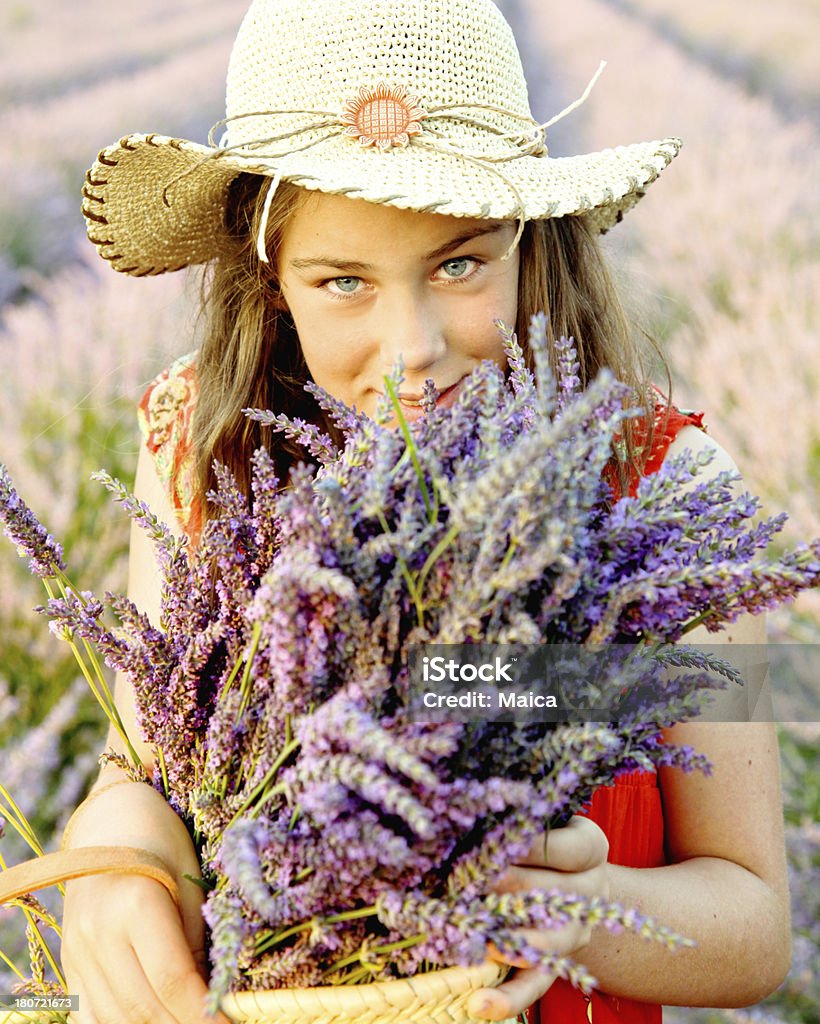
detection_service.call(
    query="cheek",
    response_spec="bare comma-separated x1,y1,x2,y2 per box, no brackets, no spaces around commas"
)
287,304,369,394
461,260,518,359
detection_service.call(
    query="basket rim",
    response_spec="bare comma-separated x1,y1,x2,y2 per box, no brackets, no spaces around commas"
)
221,959,508,1016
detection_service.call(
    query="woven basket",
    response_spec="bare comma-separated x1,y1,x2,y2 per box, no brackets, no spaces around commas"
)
0,848,516,1024
0,965,513,1024
222,961,514,1024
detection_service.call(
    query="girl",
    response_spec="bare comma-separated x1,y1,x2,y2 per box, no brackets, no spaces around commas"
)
60,0,790,1022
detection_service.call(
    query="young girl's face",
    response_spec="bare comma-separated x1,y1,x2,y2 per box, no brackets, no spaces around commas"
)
277,191,519,423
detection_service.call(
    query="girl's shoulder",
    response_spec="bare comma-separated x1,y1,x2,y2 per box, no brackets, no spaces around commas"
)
663,417,741,477
636,395,748,500
137,352,201,542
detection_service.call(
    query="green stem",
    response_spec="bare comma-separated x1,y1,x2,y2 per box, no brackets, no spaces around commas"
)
387,447,412,480
677,609,715,635
3,867,68,993
0,815,66,907
678,583,756,636
254,921,308,956
0,787,44,858
335,965,373,985
473,539,520,621
254,903,379,956
375,509,425,627
417,523,460,593
371,934,426,954
498,538,518,575
74,639,143,771
248,781,288,817
227,738,300,826
157,746,170,801
220,646,247,697
42,578,143,773
321,951,370,974
383,377,433,520
323,905,379,924
239,622,263,715
80,637,121,725
322,933,426,976
0,946,28,983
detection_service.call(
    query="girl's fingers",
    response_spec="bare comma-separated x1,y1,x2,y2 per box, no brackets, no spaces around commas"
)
62,964,99,1024
493,862,604,899
63,954,120,1024
467,965,559,1021
517,816,610,872
66,938,178,1024
63,873,228,1024
485,815,606,983
494,815,610,899
80,945,181,1024
487,920,590,964
136,887,231,1024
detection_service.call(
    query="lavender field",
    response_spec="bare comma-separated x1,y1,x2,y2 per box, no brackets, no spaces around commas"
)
0,0,817,1019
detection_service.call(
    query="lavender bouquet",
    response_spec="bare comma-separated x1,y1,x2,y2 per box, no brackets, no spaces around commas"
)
1,315,818,1011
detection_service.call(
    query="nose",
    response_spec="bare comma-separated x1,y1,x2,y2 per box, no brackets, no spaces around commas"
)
377,289,447,377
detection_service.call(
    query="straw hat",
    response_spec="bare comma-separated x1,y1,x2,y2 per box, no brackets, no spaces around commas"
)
82,0,681,277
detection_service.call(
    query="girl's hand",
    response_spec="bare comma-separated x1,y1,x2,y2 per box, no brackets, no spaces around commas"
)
62,871,228,1024
468,815,610,1021
60,786,231,1024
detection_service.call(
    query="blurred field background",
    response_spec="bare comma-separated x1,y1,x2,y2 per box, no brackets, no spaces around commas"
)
0,0,817,1019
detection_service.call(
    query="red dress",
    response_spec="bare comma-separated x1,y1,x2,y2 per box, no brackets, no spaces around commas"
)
139,363,707,1022
527,403,707,1024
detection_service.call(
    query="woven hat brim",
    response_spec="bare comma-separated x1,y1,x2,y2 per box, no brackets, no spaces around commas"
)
82,132,681,276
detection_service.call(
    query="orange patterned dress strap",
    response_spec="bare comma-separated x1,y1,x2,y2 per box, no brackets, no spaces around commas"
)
137,353,203,548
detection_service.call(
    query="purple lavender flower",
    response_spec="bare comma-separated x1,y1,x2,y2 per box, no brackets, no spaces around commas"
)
3,312,819,1002
0,467,65,577
203,891,247,1011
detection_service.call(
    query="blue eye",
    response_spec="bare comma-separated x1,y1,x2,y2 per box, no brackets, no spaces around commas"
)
441,258,470,278
332,277,361,293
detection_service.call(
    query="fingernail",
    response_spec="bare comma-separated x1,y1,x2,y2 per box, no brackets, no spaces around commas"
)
468,995,493,1016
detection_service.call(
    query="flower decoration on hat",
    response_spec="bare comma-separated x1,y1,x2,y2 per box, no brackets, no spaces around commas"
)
342,82,428,150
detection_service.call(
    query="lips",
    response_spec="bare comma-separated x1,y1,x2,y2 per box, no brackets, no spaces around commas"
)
398,378,463,408
390,376,468,422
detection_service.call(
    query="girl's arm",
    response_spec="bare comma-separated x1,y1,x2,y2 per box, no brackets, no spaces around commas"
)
472,428,791,1018
577,626,790,1006
476,718,789,1017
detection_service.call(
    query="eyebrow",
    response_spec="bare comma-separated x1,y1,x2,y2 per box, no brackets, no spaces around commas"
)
287,223,508,272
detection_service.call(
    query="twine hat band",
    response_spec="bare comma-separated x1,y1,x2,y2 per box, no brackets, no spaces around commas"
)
168,61,608,264
81,0,682,277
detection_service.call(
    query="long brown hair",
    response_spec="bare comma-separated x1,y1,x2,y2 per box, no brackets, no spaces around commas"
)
192,174,665,518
